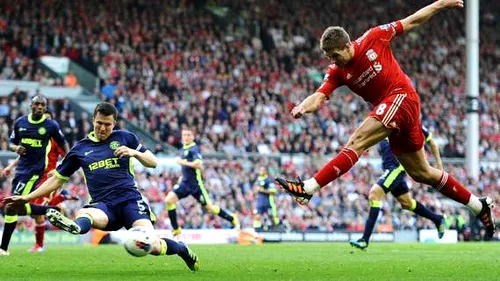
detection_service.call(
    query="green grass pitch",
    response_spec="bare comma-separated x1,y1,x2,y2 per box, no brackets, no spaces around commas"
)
1,243,499,280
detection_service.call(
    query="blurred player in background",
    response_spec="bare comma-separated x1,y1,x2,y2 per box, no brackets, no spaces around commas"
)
164,128,239,237
0,96,69,256
1,111,77,253
253,166,280,230
275,0,495,237
3,103,199,270
350,126,445,250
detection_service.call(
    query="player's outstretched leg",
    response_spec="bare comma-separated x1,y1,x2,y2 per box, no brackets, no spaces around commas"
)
274,177,312,205
46,209,81,235
157,238,199,271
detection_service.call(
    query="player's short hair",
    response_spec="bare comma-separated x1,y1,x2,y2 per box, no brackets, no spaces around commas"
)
93,102,118,120
320,26,350,52
182,127,195,134
31,94,48,105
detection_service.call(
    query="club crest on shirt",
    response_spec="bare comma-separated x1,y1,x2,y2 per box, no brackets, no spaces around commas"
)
366,49,378,61
380,24,390,31
38,127,46,135
109,141,120,150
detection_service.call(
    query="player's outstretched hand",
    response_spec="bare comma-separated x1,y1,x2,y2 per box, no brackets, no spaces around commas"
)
438,0,463,9
1,196,28,207
114,146,137,158
0,167,12,177
291,105,306,119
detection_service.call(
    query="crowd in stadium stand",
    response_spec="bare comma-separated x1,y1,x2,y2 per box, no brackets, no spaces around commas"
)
1,156,499,240
0,0,499,238
0,0,498,158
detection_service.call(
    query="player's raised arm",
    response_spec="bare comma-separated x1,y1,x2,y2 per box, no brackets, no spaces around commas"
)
292,92,328,119
400,0,463,33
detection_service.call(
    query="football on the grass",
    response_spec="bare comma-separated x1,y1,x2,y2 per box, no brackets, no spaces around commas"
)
123,226,155,257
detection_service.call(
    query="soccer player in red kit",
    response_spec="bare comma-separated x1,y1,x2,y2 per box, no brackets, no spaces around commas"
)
275,0,495,237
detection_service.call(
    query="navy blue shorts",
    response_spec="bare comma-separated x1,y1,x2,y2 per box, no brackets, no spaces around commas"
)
173,180,211,206
255,204,271,215
254,196,277,216
84,198,153,231
376,166,409,198
11,174,42,196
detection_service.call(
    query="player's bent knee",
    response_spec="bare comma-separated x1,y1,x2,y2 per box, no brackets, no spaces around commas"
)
205,204,215,214
368,192,383,202
76,208,107,228
399,200,412,210
369,185,385,201
165,192,178,204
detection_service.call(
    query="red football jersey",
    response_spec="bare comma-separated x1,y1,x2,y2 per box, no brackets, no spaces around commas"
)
34,138,66,200
46,138,64,172
317,21,416,106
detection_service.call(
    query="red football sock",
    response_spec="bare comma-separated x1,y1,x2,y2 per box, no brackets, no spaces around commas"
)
48,194,65,206
433,172,471,205
35,224,45,247
314,148,359,187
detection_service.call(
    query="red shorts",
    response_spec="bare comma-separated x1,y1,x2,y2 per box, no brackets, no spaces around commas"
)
31,193,52,205
368,92,424,155
30,176,59,206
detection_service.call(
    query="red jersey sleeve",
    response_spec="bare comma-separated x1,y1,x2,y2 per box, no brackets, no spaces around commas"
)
369,21,404,42
316,65,342,99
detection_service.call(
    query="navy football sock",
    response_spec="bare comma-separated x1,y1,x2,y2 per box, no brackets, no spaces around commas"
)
216,208,234,223
29,204,59,216
362,206,380,242
412,201,442,225
1,220,18,251
168,209,179,229
75,216,92,234
162,238,185,256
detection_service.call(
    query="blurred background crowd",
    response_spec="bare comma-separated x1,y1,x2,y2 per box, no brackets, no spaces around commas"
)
0,0,499,239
